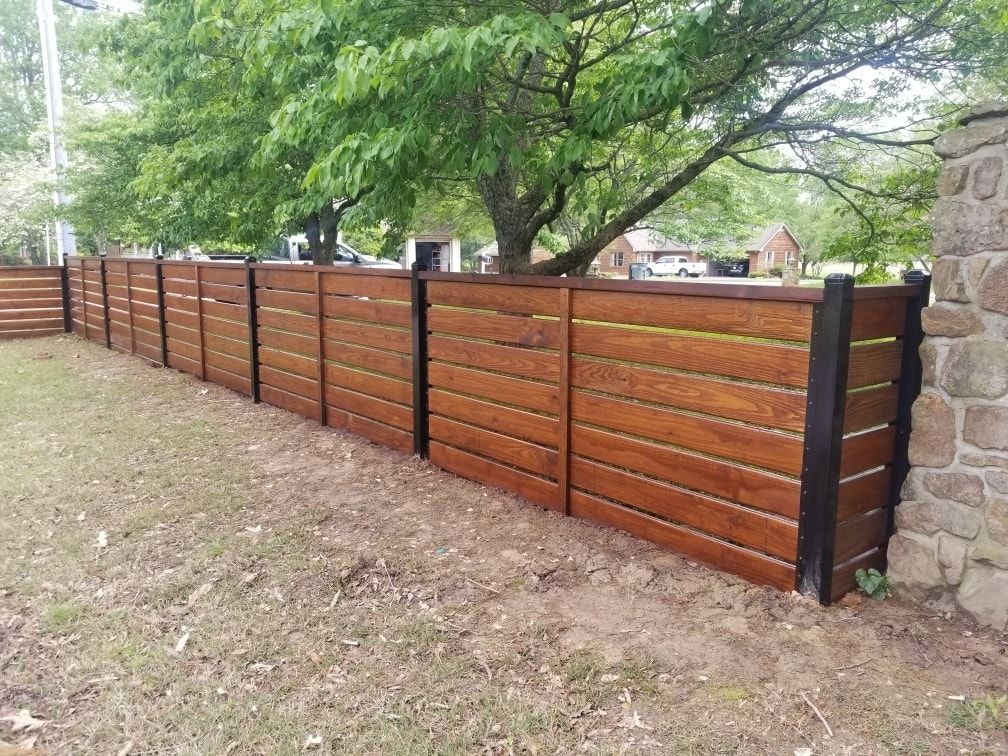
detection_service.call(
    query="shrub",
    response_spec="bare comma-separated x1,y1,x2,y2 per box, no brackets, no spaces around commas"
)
748,271,768,279
768,266,784,278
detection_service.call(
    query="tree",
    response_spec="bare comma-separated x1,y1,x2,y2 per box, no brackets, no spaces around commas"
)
257,0,1005,274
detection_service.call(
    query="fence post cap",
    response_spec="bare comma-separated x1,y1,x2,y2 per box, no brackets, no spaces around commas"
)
903,269,926,283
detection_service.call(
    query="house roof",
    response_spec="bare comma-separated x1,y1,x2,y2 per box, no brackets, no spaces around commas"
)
622,229,691,253
745,223,803,253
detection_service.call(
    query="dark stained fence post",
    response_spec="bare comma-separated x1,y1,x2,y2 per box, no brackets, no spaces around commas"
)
154,253,168,367
411,261,430,458
99,254,111,349
245,257,261,403
796,273,854,604
884,270,932,546
59,255,71,333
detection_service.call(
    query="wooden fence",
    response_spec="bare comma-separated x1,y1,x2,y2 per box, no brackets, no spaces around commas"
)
0,260,930,603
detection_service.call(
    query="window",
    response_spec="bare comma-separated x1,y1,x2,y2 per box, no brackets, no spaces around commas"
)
610,252,624,267
636,253,652,263
765,250,772,267
431,244,443,271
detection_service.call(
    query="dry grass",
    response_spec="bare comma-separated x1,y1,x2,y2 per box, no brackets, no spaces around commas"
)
1,336,1007,755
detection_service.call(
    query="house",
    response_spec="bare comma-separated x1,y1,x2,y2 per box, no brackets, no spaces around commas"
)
594,230,696,275
477,241,554,273
745,223,803,273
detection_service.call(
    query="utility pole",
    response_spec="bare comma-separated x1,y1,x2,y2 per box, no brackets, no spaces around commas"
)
36,0,77,263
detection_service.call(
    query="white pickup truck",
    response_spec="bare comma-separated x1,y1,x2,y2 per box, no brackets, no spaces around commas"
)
646,255,706,278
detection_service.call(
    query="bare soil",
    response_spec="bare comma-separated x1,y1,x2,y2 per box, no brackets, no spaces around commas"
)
1,336,1006,755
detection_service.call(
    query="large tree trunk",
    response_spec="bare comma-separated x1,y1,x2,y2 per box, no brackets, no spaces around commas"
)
304,202,344,265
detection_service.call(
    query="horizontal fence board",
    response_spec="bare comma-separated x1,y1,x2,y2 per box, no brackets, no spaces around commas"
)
127,287,159,306
430,415,558,478
427,281,561,315
429,389,558,447
206,364,252,396
327,408,413,454
202,281,247,305
0,287,62,302
844,383,899,434
325,385,412,430
322,296,411,327
256,287,316,314
831,548,885,602
0,277,61,291
255,268,316,292
428,308,561,348
572,357,806,432
428,362,559,414
202,315,247,341
259,364,318,401
204,332,249,360
0,327,64,340
260,382,318,419
428,335,560,382
325,341,412,380
165,321,199,347
258,346,317,380
0,266,61,279
167,336,200,362
430,441,560,512
165,307,199,330
571,322,810,388
321,272,410,300
258,326,318,358
323,319,411,354
203,348,249,378
0,296,63,311
167,351,201,376
838,468,892,522
834,508,888,565
201,298,245,323
571,391,804,476
570,456,798,561
571,290,814,341
324,363,411,406
848,339,903,389
840,426,896,478
850,297,906,341
257,307,319,336
570,490,795,590
571,425,800,519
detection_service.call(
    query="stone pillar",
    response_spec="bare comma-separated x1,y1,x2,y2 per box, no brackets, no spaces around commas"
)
887,102,1008,631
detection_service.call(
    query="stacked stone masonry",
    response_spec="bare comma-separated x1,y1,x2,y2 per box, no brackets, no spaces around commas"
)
888,102,1008,630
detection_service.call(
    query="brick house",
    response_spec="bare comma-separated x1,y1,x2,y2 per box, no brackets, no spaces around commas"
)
593,230,695,275
745,224,803,273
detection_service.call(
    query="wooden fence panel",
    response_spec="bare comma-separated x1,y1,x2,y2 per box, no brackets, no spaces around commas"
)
0,266,65,340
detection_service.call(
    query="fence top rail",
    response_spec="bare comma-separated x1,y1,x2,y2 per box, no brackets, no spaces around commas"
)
0,265,61,274
419,270,827,302
249,262,411,278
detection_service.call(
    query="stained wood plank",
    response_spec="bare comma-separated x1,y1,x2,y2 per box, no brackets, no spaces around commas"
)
571,425,800,519
430,415,558,477
201,315,248,341
257,307,320,336
831,548,884,601
428,362,559,414
848,340,903,389
426,281,561,315
428,389,558,447
258,346,316,379
256,287,316,313
840,426,896,478
324,363,411,405
322,296,411,327
321,273,410,300
201,299,246,323
259,364,319,401
204,332,249,360
205,364,252,396
0,267,61,279
323,319,411,354
570,456,798,561
325,385,413,430
844,383,899,434
430,442,560,512
0,327,64,340
572,289,814,341
254,268,317,292
850,297,906,341
258,326,318,358
428,335,560,381
327,408,413,454
833,508,888,565
325,341,412,380
571,322,810,388
0,287,63,302
838,468,892,522
570,491,795,590
571,391,804,476
572,357,807,432
427,308,561,348
203,349,249,378
260,383,318,419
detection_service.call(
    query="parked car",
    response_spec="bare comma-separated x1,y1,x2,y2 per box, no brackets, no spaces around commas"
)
647,255,706,278
263,235,400,269
724,260,748,277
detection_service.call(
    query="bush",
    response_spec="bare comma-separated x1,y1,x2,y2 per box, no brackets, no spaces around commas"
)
768,266,784,278
748,271,768,279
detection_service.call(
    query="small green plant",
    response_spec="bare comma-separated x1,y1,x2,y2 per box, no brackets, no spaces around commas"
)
946,694,1008,731
855,568,891,600
748,271,769,279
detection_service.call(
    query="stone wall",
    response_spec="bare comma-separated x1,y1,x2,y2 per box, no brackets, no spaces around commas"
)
887,102,1008,631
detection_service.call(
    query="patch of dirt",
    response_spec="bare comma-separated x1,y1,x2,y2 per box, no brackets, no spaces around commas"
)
1,336,1006,754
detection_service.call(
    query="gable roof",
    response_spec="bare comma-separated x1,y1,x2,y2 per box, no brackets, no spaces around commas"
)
745,223,803,253
622,229,691,253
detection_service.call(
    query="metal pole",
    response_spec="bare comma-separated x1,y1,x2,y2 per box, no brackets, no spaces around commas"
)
36,0,77,261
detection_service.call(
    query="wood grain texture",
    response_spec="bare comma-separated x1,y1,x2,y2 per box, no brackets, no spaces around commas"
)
324,341,412,380
426,281,562,315
430,441,561,512
571,391,804,475
837,468,892,522
840,426,896,478
428,362,559,414
324,363,412,406
428,335,560,381
430,415,559,477
571,425,800,519
256,307,317,336
258,346,317,379
428,389,558,447
320,272,410,301
324,385,413,430
260,382,319,419
327,408,413,454
259,364,319,401
848,340,902,389
322,319,411,354
255,287,316,314
850,297,906,341
844,383,899,434
831,548,885,601
833,508,888,565
571,322,811,388
571,289,814,341
570,490,796,590
427,308,561,348
570,456,798,560
572,357,807,432
322,296,411,327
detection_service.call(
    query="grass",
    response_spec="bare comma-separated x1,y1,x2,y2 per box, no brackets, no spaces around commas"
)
1,335,1006,755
